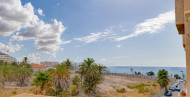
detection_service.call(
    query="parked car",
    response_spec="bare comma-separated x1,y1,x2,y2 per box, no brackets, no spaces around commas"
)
173,88,181,92
169,82,179,91
165,90,172,96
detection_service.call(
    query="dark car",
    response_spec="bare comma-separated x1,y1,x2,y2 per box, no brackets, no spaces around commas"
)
165,90,172,96
173,88,181,92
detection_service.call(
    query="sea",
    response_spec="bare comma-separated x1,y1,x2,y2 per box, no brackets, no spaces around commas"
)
107,66,186,78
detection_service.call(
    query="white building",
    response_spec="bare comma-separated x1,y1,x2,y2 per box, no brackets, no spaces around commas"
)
0,52,15,63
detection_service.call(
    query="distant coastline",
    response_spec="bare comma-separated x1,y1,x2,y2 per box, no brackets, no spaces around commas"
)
107,66,186,77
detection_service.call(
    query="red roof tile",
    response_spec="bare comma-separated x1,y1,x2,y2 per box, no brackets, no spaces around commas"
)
30,64,47,68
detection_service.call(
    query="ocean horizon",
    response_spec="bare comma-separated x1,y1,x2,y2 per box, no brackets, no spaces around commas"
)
107,66,186,78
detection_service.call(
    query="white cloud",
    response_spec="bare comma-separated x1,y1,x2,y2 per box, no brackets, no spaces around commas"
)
74,33,102,43
0,42,23,53
10,32,24,41
74,27,115,43
115,55,128,59
63,40,71,44
116,44,121,48
0,0,38,36
37,8,45,16
57,3,60,6
3,0,66,55
101,58,107,61
17,53,40,63
116,10,175,41
28,53,41,63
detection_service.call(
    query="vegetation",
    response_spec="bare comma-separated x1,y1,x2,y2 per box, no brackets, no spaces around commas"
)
79,58,107,93
0,57,32,87
174,74,181,79
72,75,81,88
127,83,151,93
47,59,72,96
146,71,155,76
116,88,126,93
0,58,108,96
130,68,133,74
32,71,51,94
182,73,185,79
157,69,169,90
71,85,79,96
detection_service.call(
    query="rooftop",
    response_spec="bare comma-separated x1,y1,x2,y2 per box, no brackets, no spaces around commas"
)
0,52,7,55
30,64,47,68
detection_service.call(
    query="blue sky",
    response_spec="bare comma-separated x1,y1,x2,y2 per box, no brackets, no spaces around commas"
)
0,0,185,67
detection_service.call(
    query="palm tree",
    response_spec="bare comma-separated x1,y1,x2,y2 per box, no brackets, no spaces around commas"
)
48,63,71,94
72,75,81,88
0,60,4,66
11,61,17,66
79,58,95,85
16,66,32,86
63,59,74,70
79,58,107,93
32,71,51,93
182,73,185,79
24,57,28,63
130,68,133,74
157,69,169,90
97,64,107,75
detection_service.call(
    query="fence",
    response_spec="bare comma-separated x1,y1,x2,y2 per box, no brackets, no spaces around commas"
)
103,72,176,81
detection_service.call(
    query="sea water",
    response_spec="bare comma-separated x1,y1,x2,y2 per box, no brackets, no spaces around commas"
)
107,66,186,77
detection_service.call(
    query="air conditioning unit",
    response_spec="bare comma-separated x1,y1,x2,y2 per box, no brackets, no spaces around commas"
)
175,0,185,34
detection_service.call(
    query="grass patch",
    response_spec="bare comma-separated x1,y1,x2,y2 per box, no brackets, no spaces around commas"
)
116,88,126,93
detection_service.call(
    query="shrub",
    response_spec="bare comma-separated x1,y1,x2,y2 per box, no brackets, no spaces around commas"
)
144,88,149,92
45,88,56,96
174,74,181,79
72,75,80,86
116,88,126,93
95,94,101,97
11,91,17,95
71,85,79,96
145,84,151,86
152,83,157,86
138,86,144,93
127,85,136,89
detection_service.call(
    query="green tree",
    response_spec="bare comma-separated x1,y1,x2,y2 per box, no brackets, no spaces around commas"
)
10,61,17,66
48,63,71,94
24,57,28,64
79,58,107,93
32,71,51,93
72,75,81,88
157,69,169,90
16,66,32,86
130,68,133,74
62,59,74,70
174,74,181,79
0,60,4,66
147,71,155,76
182,73,185,79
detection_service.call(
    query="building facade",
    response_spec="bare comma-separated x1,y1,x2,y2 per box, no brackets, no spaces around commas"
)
0,52,15,63
40,61,59,68
175,0,190,96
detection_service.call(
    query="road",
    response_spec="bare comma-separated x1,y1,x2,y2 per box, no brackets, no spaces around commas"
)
169,81,184,97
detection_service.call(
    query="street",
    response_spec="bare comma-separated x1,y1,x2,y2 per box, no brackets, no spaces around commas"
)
169,81,185,97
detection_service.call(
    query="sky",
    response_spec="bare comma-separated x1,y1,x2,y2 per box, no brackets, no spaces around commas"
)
0,0,186,67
